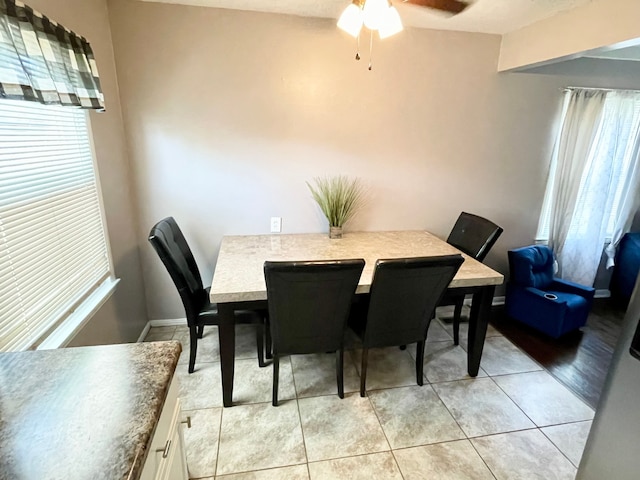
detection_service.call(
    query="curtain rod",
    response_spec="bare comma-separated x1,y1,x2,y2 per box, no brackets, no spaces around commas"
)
561,86,640,93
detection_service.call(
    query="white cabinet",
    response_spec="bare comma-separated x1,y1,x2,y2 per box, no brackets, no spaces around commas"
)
140,376,189,480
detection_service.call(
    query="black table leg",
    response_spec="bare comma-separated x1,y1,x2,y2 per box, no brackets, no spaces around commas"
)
217,303,236,407
467,285,495,376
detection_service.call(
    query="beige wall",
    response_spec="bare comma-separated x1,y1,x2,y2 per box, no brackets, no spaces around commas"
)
26,0,148,345
107,0,640,321
499,0,640,71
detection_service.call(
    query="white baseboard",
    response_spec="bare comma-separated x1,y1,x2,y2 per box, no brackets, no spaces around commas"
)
137,322,151,343
460,295,505,307
492,296,506,306
150,318,186,327
138,318,186,342
595,289,611,298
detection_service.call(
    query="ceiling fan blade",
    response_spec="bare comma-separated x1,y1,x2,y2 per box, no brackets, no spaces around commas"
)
404,0,470,14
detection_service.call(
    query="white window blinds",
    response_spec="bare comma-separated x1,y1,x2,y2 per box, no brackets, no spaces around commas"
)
0,99,111,351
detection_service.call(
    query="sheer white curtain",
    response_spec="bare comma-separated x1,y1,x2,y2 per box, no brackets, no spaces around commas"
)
548,89,640,286
548,89,606,281
605,97,640,268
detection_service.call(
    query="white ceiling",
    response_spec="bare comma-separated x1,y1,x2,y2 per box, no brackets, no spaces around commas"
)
142,0,594,35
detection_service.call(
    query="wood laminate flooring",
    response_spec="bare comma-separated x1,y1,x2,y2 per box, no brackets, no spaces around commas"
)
489,298,627,410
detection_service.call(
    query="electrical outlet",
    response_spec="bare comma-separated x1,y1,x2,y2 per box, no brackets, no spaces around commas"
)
270,217,282,233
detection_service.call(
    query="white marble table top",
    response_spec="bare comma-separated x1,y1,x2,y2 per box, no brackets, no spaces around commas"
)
210,231,503,303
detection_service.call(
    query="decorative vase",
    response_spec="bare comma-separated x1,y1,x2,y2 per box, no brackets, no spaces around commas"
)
329,226,343,239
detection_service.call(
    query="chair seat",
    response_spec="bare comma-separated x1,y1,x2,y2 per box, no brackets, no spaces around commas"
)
197,303,265,325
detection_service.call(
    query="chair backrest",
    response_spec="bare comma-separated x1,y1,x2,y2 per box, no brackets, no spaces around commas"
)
264,259,365,355
148,217,207,325
363,255,464,349
508,245,554,289
446,212,503,262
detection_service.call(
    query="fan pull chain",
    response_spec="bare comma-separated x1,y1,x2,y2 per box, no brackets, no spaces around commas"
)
355,33,361,61
368,29,373,71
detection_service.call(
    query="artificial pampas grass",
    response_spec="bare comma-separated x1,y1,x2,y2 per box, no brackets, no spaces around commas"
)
306,175,365,227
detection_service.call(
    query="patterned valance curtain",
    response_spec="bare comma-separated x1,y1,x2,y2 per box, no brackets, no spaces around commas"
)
0,0,104,109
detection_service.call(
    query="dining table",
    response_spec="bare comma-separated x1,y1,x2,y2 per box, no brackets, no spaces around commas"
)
210,230,504,407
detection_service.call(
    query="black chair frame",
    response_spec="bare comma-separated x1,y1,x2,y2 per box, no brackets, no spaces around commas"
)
442,212,503,345
149,217,269,373
350,255,464,397
264,258,365,406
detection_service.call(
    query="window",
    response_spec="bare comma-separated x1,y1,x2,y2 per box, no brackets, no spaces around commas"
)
535,88,640,286
0,100,116,352
537,91,640,241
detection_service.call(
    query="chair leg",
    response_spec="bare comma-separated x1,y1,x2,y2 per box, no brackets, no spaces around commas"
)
416,340,425,386
265,320,272,360
360,349,369,397
272,355,280,407
336,349,344,399
257,324,266,367
197,325,204,339
188,326,199,374
453,297,463,346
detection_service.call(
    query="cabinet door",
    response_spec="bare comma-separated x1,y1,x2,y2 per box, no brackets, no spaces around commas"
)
156,397,188,480
140,377,188,480
163,422,189,480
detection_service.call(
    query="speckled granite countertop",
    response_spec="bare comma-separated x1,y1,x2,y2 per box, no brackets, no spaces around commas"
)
0,341,181,480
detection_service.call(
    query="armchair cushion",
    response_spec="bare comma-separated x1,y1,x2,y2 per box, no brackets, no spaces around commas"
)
509,245,555,289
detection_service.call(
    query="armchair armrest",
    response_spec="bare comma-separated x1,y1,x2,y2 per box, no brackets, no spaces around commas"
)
511,285,568,317
550,278,595,299
525,286,565,303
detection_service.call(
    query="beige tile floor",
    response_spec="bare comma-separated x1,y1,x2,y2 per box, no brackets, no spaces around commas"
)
144,307,594,480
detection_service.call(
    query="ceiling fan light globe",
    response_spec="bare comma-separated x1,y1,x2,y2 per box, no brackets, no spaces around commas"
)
337,4,364,37
378,6,403,39
362,0,389,30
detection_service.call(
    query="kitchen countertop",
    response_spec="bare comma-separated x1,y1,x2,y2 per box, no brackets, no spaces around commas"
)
0,341,181,480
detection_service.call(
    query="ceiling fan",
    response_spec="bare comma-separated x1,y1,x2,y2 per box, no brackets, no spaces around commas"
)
403,0,470,15
338,0,470,40
337,0,470,69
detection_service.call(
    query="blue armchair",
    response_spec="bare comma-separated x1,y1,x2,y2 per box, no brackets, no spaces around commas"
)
506,245,595,338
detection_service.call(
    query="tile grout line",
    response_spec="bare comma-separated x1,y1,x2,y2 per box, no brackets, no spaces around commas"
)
472,373,579,475
426,372,546,476
486,375,540,428
214,403,224,478
428,377,473,444
466,436,500,480
290,357,312,477
539,427,582,470
487,372,593,435
365,389,404,479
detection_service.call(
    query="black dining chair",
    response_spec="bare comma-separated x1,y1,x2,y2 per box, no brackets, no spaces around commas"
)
149,217,268,373
264,259,365,406
349,255,464,397
441,212,503,345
